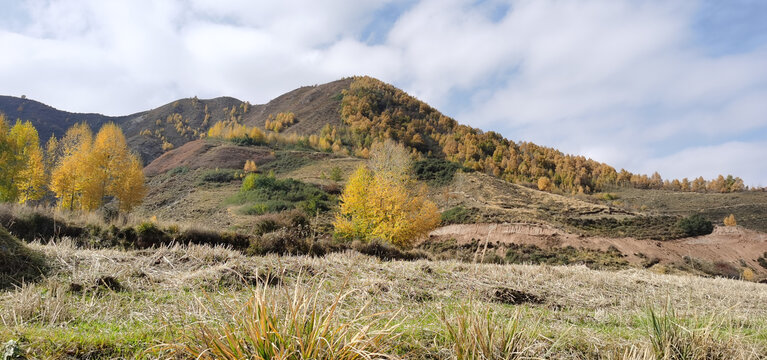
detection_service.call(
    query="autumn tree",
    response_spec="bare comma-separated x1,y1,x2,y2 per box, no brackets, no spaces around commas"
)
51,123,145,212
244,160,258,172
0,117,47,203
723,214,737,227
50,123,93,210
537,176,552,191
334,139,440,248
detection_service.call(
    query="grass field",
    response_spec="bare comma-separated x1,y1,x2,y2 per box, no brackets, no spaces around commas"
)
2,240,766,359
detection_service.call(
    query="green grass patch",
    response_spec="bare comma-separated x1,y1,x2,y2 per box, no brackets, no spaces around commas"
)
231,173,335,216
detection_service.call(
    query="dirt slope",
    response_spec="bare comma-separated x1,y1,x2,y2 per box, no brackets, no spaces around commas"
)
428,223,767,275
143,139,274,176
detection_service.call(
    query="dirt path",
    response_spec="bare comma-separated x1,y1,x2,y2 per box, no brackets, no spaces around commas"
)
428,223,767,274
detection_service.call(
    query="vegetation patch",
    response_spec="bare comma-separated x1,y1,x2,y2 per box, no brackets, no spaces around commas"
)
504,243,629,270
197,168,239,184
231,173,335,216
351,239,431,261
677,214,714,237
440,206,476,225
258,151,316,174
562,215,686,240
412,158,462,186
0,226,47,289
489,287,544,305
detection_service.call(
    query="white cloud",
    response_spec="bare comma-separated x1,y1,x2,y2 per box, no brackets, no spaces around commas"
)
1,0,766,185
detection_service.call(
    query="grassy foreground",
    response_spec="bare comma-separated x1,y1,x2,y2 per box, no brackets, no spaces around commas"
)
1,240,766,359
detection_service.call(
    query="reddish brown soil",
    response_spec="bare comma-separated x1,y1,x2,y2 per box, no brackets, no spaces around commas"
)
428,224,767,274
143,140,274,176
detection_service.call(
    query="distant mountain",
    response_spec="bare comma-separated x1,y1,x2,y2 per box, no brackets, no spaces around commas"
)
0,95,140,145
0,78,350,164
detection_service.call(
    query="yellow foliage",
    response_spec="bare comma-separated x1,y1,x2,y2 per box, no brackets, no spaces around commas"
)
724,214,737,227
265,112,296,132
334,142,440,249
742,268,755,282
0,118,47,203
50,123,145,213
244,160,258,173
537,177,551,191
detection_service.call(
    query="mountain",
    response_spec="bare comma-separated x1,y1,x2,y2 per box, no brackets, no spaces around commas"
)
0,76,748,193
0,78,350,163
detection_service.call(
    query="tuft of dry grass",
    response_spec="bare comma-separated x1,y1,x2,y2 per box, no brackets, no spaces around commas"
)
165,280,399,359
440,306,538,360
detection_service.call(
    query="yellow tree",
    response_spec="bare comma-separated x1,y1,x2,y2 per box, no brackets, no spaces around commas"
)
334,140,440,248
50,123,93,210
0,120,47,203
537,176,552,191
112,156,147,212
0,115,17,202
723,214,737,227
85,123,145,212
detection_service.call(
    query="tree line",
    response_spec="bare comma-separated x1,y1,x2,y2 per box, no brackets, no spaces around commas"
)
0,115,146,212
336,76,748,194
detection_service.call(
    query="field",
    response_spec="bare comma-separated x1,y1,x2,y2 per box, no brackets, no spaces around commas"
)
2,237,767,359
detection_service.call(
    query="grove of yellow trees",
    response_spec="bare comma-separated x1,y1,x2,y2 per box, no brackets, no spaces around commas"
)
334,140,440,248
50,123,146,212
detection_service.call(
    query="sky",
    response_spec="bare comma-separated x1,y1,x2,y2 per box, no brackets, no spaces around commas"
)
1,0,766,186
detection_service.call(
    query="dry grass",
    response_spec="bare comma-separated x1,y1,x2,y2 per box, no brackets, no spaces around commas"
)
1,241,766,358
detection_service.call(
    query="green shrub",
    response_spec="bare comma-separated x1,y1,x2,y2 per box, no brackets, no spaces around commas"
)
677,214,714,237
412,158,462,186
198,169,238,184
329,166,343,182
440,206,474,225
758,253,767,270
167,166,189,176
232,174,335,216
351,239,430,261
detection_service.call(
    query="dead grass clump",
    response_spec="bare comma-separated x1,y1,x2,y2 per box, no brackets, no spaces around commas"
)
488,287,544,305
440,306,538,359
0,226,48,289
165,283,399,359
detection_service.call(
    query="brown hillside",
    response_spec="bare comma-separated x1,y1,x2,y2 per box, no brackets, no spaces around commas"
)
242,78,351,135
143,139,274,177
122,96,247,163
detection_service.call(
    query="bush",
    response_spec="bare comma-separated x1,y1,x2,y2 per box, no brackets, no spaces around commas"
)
412,158,462,186
351,239,430,261
233,174,335,216
247,227,323,256
0,207,85,242
678,214,714,237
135,222,168,248
440,206,474,225
198,169,238,184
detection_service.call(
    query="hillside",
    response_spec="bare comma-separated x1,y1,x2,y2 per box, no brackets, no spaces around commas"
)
0,95,139,144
